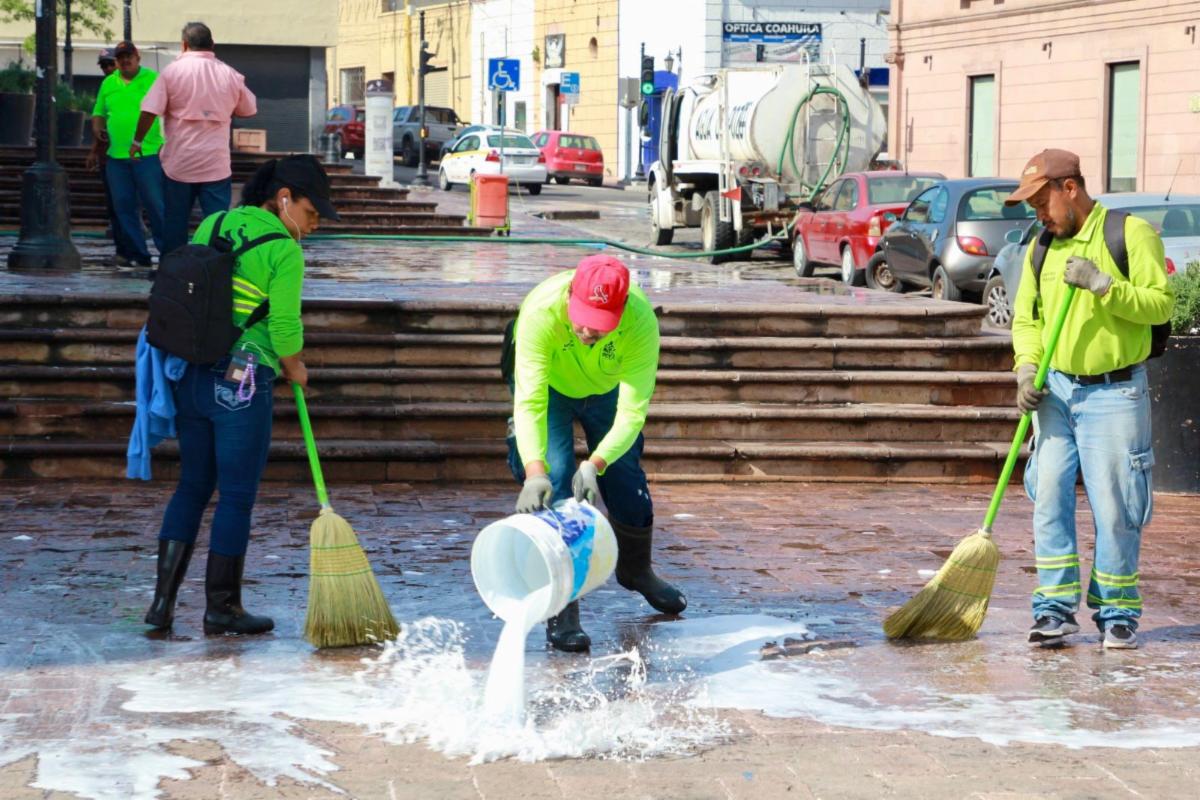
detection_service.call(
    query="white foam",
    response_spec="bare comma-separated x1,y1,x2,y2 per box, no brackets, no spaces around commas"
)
11,535,32,541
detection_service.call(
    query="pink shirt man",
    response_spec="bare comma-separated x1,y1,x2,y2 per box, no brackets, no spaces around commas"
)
141,50,257,184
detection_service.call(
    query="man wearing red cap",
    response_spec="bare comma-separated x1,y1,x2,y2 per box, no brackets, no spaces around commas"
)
1006,149,1173,650
506,255,686,651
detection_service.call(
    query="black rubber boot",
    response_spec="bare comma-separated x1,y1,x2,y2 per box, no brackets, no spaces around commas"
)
202,551,274,635
612,520,687,615
545,600,591,652
144,539,196,629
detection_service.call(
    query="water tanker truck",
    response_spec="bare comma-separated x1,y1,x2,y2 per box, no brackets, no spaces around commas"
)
647,61,886,263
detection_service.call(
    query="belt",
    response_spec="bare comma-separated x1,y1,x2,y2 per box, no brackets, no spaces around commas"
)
1059,366,1135,386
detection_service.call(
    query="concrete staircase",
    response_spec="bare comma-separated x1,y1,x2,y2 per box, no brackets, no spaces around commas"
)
0,147,485,237
0,289,1020,484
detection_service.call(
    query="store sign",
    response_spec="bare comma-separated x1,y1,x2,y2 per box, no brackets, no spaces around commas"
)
722,21,822,63
544,34,566,69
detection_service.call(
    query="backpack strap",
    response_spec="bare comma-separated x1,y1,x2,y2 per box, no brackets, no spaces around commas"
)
231,230,289,330
207,211,229,249
1102,209,1130,278
1029,227,1054,321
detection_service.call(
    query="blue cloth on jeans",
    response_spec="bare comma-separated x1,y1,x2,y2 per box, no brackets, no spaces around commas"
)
127,328,188,480
162,175,232,254
506,382,653,528
106,154,167,260
157,356,275,557
1023,365,1154,631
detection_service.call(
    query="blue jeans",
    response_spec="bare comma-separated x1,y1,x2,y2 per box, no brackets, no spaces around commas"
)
162,175,232,254
106,154,167,261
1023,365,1154,631
158,356,275,557
506,385,653,528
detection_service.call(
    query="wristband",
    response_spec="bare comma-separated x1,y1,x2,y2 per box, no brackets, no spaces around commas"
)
131,138,143,147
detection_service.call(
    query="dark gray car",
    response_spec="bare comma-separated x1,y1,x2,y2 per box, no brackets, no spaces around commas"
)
865,178,1035,301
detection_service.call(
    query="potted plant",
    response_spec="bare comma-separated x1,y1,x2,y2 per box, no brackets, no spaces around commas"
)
55,83,92,147
1148,260,1200,493
0,61,35,146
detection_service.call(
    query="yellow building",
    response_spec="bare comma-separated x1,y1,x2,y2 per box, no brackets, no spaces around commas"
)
329,0,473,120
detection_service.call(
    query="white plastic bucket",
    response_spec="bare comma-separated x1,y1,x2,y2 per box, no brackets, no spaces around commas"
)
471,499,617,625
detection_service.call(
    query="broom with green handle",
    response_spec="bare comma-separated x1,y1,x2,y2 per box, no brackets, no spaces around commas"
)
883,285,1078,641
294,384,400,648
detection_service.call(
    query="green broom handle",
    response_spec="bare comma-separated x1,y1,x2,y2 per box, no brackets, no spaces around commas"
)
981,284,1077,533
292,383,332,510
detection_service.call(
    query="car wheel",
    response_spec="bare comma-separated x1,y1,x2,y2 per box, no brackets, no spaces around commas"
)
438,168,451,192
983,274,1013,329
650,190,674,245
586,177,603,188
553,176,570,185
526,183,542,196
865,252,903,293
840,245,864,286
701,191,736,264
401,137,418,167
931,264,963,302
792,233,814,277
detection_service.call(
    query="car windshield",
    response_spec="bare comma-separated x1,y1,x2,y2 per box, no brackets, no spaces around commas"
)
1117,204,1200,238
355,109,365,122
867,176,942,205
561,135,600,150
487,134,536,149
327,108,348,122
426,108,459,124
959,188,1034,221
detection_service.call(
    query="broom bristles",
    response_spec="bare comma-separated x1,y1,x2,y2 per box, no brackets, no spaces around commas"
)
882,529,999,642
304,508,400,649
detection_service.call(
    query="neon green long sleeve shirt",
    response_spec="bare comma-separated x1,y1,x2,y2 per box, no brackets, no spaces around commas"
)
1012,203,1174,375
192,206,305,373
513,270,660,468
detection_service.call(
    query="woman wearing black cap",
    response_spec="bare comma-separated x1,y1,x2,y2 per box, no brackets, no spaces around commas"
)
144,154,340,636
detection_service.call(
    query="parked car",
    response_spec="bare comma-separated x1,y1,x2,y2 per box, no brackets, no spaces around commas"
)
437,129,547,194
531,130,605,187
864,178,1035,300
393,105,464,166
323,105,364,158
985,193,1196,328
791,171,944,284
440,124,493,160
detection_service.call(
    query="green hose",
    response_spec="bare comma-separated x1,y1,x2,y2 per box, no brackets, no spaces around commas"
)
776,83,853,202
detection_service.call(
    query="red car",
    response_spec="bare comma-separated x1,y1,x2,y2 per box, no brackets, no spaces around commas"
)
324,105,365,158
792,171,945,285
531,130,604,187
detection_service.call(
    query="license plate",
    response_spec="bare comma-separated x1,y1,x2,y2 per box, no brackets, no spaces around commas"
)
506,156,533,165
574,164,588,171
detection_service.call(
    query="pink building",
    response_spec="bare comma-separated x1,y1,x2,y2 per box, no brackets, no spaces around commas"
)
887,0,1200,193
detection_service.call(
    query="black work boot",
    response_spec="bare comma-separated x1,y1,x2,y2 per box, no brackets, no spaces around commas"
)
144,539,196,629
611,520,687,615
545,600,591,652
202,551,274,635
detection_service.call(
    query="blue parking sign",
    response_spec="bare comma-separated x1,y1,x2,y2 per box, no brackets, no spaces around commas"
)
488,58,520,92
561,71,580,95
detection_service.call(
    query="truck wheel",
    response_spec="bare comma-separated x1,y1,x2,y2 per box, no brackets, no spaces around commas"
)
650,191,674,245
701,191,735,264
402,137,418,167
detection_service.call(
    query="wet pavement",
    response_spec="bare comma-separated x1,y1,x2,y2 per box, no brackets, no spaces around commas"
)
1,480,1198,798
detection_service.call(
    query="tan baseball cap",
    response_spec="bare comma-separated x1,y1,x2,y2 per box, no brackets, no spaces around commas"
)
1004,148,1081,206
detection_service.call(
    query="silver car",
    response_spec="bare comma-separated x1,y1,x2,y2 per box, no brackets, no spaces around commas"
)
984,193,1199,328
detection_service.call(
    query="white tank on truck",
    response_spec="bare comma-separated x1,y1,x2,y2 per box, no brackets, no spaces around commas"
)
648,61,886,264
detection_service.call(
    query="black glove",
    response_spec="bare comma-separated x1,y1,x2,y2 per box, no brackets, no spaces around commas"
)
1016,363,1048,414
516,474,553,514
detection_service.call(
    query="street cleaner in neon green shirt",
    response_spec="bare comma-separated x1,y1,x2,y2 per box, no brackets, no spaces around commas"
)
508,256,687,652
144,155,339,637
1007,149,1174,651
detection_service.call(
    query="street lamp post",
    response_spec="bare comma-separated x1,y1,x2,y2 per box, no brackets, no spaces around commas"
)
64,0,73,88
6,0,81,272
124,0,132,42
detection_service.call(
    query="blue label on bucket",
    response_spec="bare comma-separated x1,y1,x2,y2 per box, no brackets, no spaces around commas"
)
534,504,595,600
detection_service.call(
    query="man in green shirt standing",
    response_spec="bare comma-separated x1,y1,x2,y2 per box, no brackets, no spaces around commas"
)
1007,149,1174,650
90,41,166,267
508,255,687,651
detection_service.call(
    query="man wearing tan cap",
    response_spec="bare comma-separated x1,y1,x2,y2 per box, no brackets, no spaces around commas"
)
1006,149,1174,650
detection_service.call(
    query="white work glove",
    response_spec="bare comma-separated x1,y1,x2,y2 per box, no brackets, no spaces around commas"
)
1016,363,1048,414
1063,256,1112,296
571,461,600,504
516,474,553,514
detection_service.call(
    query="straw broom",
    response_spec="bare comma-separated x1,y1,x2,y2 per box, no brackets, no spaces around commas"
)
294,384,400,648
883,286,1078,641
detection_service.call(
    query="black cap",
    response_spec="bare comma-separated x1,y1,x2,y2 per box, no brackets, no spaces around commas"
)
114,41,138,57
97,47,116,64
274,154,340,221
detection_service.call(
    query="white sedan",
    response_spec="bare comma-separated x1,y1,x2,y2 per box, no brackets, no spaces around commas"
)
438,130,547,194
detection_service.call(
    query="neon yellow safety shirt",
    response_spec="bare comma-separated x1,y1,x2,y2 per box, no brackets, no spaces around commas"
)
513,270,659,469
1012,202,1174,375
91,67,164,160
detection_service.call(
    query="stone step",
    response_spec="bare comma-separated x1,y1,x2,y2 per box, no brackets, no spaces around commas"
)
0,437,1024,483
0,178,407,202
0,329,1014,371
0,399,1020,443
0,207,468,231
0,194,439,215
0,365,1017,406
0,147,355,172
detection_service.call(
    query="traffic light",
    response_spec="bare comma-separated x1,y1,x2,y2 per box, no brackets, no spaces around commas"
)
420,42,447,76
640,55,655,96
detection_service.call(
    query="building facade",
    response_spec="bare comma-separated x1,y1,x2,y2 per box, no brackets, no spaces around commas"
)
0,0,337,152
889,0,1200,193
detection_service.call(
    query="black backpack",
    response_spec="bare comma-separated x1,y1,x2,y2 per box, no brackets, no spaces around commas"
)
146,212,288,364
1030,209,1171,358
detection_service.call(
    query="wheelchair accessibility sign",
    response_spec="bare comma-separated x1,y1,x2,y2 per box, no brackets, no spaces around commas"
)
488,58,520,92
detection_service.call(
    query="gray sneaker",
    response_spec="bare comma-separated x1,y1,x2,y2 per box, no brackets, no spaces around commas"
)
1103,624,1138,650
1028,614,1080,643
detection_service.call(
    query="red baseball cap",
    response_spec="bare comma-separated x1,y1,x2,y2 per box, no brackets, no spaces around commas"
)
567,255,630,332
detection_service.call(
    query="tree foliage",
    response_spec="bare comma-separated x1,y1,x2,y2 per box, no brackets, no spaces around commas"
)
0,1,116,53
